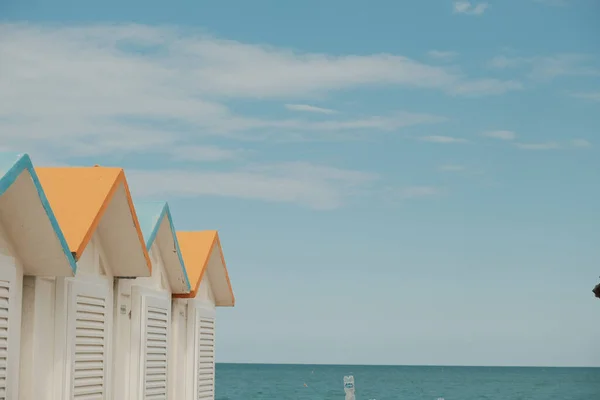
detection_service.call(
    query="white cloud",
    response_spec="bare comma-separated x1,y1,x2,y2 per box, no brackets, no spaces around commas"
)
572,139,591,148
482,130,517,140
453,1,489,15
127,162,378,210
489,54,600,80
439,165,466,172
515,142,560,150
420,135,468,143
0,23,522,159
427,50,458,61
570,92,600,101
285,104,337,114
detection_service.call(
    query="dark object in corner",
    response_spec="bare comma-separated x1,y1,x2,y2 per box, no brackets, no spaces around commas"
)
593,282,600,299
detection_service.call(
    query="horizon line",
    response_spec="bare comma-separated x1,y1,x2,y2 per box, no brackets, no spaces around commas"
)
216,362,600,368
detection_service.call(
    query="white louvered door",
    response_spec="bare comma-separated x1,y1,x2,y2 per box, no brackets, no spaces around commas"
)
66,280,112,400
0,265,16,400
195,308,215,400
140,291,171,400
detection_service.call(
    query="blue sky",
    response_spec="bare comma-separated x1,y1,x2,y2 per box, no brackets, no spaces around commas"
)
1,0,599,367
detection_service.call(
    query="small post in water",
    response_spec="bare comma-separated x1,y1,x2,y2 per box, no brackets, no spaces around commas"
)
344,375,355,400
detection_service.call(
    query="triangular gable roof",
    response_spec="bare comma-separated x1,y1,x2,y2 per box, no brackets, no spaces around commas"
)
0,153,76,275
35,166,152,277
135,201,191,294
173,230,235,306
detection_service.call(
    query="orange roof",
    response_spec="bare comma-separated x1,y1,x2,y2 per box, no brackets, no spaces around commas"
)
174,230,234,303
35,167,151,271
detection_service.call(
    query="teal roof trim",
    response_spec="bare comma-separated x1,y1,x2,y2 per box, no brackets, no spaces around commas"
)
134,201,191,293
0,152,77,274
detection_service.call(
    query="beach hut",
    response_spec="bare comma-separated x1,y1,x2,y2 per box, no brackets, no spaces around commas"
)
0,153,75,399
112,201,191,400
170,231,235,400
24,166,152,400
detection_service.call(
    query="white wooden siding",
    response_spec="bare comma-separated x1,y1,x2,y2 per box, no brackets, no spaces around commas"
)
196,279,215,307
169,299,187,400
66,280,112,400
19,276,56,400
111,280,132,400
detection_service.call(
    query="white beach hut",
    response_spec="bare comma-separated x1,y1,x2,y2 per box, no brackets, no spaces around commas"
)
0,152,76,399
170,231,235,400
112,201,191,400
20,166,152,400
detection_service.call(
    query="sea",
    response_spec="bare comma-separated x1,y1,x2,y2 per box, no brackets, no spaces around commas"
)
215,363,600,400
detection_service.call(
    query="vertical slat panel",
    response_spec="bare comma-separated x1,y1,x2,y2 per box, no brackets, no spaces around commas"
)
0,279,10,399
143,304,169,400
73,293,107,400
196,316,214,400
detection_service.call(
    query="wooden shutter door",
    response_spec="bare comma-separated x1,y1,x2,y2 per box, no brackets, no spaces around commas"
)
67,280,112,400
0,265,16,399
195,309,215,400
141,292,170,400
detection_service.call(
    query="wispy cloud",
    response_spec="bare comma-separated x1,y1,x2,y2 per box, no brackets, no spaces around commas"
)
0,111,445,160
570,92,600,101
572,139,592,148
482,130,516,140
515,142,560,150
450,79,522,95
427,50,458,61
529,55,600,80
453,1,489,15
512,139,590,151
488,55,523,69
0,23,521,159
127,162,378,210
168,145,247,162
533,0,571,6
420,135,468,143
397,186,442,199
439,165,466,172
489,54,600,80
285,104,337,114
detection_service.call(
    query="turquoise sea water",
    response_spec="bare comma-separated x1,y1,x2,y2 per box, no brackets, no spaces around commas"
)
215,363,600,400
